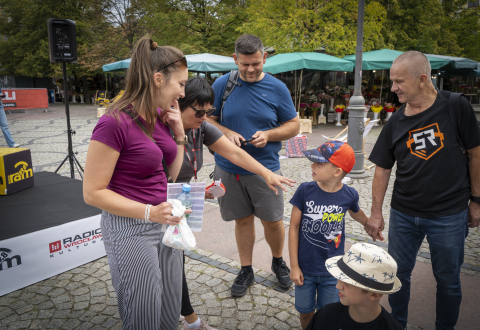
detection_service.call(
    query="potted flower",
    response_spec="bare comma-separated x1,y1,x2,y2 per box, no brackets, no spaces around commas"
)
79,93,85,104
334,105,346,127
370,100,382,125
384,102,395,121
317,93,329,119
299,94,308,118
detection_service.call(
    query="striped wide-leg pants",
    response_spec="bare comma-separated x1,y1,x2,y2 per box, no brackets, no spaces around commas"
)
101,211,183,330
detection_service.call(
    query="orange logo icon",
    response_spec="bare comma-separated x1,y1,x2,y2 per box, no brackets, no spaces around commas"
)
406,123,444,160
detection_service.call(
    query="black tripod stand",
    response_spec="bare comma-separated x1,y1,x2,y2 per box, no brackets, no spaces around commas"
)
55,61,84,179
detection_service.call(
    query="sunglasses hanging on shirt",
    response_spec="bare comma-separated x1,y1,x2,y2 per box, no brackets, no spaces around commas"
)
190,105,216,118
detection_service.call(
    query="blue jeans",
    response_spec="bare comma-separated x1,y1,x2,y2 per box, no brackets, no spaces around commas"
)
294,274,339,314
0,105,15,147
388,208,469,330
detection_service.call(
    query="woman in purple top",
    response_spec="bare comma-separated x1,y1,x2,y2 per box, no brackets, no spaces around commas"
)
83,36,189,330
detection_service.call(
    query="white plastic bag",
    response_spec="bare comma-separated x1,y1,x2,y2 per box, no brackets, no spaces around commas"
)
162,199,196,251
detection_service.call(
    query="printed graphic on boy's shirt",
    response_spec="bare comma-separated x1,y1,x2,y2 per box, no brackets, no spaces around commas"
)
406,123,444,160
301,201,345,250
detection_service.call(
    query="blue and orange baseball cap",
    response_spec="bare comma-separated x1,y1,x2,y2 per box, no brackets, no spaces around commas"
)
303,140,356,173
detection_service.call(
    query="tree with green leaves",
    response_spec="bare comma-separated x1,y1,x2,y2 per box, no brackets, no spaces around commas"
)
143,0,247,55
237,0,389,55
377,0,480,61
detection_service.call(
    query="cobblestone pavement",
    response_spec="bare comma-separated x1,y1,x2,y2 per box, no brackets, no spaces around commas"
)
1,105,479,329
0,248,423,330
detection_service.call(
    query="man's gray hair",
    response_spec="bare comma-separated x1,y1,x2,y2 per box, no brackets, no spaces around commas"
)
392,51,431,78
235,34,265,57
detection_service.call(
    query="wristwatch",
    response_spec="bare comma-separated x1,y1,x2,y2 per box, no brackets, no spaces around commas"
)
174,135,188,145
470,195,480,204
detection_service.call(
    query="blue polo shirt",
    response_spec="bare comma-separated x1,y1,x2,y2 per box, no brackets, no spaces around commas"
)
212,72,296,175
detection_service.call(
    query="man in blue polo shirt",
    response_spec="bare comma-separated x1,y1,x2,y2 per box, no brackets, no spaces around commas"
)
207,34,300,297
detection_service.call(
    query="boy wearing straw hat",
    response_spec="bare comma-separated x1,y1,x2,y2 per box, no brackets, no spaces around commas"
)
289,141,374,329
305,243,403,329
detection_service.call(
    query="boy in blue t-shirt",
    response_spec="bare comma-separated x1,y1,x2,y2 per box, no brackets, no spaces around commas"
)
288,141,372,329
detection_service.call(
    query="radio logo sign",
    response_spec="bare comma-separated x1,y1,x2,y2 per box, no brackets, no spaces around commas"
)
49,241,62,253
0,248,22,271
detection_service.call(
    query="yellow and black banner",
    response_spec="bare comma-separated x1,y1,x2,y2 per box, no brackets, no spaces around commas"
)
0,148,34,195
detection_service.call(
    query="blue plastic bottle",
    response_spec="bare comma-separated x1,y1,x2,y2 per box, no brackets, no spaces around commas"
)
177,184,192,218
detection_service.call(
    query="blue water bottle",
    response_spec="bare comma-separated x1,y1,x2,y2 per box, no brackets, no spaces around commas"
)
177,184,192,217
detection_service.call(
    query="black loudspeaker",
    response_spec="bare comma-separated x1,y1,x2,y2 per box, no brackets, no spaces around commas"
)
47,18,77,63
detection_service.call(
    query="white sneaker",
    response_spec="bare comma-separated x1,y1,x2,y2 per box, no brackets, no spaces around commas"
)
179,315,185,322
11,143,20,148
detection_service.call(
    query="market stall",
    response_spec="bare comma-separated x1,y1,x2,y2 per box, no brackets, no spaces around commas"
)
263,52,354,125
342,49,452,120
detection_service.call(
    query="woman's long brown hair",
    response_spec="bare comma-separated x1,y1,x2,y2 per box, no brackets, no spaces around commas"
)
106,36,187,136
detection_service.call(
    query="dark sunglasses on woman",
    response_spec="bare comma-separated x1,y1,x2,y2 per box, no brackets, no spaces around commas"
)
190,105,216,118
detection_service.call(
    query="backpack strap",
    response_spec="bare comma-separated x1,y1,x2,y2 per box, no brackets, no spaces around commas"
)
447,92,467,153
220,70,241,123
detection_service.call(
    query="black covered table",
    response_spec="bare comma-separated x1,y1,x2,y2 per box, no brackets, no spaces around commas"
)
0,172,104,296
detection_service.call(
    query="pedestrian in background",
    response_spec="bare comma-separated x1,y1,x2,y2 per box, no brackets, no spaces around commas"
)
0,85,20,148
366,51,480,329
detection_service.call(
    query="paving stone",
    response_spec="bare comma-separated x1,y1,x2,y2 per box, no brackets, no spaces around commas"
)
206,316,222,327
102,318,119,328
19,310,37,321
221,308,235,318
53,309,71,319
56,302,73,310
262,280,276,288
61,319,81,329
102,306,118,316
238,311,253,321
6,320,31,330
91,289,107,297
207,307,222,316
29,319,49,329
238,302,253,311
89,304,107,313
36,301,55,310
71,287,90,296
238,320,256,330
15,304,33,315
52,294,70,304
75,294,91,303
46,319,66,328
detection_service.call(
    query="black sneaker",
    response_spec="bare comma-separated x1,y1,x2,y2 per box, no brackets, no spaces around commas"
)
271,261,292,289
231,269,255,297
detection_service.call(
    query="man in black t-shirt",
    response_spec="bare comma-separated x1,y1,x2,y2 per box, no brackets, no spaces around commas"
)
366,51,480,329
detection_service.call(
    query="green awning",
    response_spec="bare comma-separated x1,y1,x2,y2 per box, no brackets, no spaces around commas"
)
426,54,479,70
102,58,131,72
102,53,237,73
263,52,354,74
343,49,451,70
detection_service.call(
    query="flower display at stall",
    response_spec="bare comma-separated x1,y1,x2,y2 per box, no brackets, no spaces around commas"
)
384,105,395,112
317,93,330,104
334,105,345,113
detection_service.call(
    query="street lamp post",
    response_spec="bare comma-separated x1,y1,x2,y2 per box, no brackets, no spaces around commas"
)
347,0,367,178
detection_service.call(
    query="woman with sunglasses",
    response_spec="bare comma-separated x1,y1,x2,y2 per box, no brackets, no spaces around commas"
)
174,77,295,330
83,36,190,330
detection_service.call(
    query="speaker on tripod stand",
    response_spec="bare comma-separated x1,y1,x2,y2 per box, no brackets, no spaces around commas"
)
47,18,84,179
